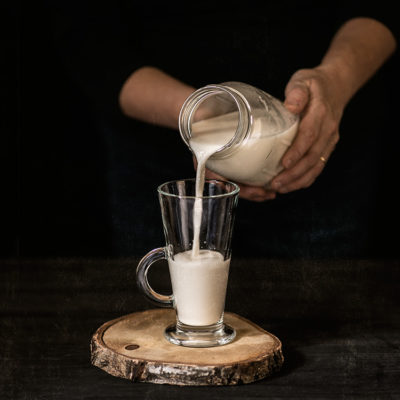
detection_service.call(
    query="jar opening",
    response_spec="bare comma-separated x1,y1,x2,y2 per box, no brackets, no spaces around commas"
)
179,85,251,156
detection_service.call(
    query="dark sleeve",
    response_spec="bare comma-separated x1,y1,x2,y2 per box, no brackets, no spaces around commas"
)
47,2,144,114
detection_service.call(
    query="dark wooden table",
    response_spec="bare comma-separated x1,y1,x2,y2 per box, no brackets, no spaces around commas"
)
1,257,399,399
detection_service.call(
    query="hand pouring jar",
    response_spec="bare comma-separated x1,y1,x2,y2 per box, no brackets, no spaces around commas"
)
179,81,299,187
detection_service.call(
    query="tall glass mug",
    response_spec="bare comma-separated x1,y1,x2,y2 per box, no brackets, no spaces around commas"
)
136,179,239,347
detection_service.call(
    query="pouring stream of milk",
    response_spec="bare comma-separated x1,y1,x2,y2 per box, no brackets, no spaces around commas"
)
189,124,235,258
166,119,236,327
190,144,220,258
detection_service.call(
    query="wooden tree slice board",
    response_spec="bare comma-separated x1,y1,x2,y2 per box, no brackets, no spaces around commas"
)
91,309,284,386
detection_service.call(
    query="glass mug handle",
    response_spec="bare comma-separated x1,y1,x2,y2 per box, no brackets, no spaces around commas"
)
136,247,173,307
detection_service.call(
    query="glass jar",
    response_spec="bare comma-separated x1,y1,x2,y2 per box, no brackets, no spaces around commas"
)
179,81,299,187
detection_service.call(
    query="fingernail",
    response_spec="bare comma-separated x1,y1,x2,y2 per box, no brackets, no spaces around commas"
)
284,103,298,113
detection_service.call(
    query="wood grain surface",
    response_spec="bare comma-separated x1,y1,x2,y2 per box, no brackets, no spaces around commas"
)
1,258,399,399
91,309,284,385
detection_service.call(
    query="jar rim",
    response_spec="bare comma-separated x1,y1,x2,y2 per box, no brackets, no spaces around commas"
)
178,83,251,156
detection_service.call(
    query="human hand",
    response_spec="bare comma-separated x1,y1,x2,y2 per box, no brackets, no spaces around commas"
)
198,66,345,200
269,67,343,194
204,168,277,202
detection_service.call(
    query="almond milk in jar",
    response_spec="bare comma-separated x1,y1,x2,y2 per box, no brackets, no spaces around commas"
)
179,81,299,187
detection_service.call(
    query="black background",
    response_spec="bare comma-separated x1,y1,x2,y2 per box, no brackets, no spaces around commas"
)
1,4,400,399
2,2,400,259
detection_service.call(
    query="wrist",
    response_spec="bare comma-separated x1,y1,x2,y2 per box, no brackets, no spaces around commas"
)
119,66,195,129
314,63,354,110
315,17,397,110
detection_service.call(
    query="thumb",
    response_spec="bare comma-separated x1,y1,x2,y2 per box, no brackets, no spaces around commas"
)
284,80,310,115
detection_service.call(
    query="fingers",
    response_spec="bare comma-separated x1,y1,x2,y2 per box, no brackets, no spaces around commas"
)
275,70,341,194
284,80,310,115
281,103,324,169
194,68,342,199
196,158,275,202
271,156,326,193
204,168,276,201
238,185,277,202
271,129,339,193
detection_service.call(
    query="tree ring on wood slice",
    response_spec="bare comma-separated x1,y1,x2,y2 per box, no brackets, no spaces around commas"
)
90,308,284,386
